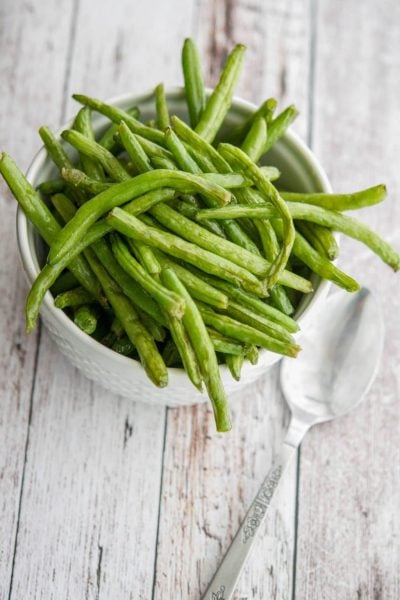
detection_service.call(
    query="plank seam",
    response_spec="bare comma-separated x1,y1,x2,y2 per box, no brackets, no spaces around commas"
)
291,447,301,600
60,0,81,122
7,3,80,595
307,0,318,149
292,2,319,597
7,325,42,600
150,407,169,600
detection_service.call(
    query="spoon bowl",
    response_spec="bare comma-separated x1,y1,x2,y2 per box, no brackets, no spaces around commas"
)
281,288,384,424
202,288,384,600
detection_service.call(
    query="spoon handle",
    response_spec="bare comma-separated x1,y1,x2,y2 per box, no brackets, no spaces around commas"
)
201,442,297,600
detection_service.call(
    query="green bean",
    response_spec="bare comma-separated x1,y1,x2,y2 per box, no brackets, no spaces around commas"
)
208,330,244,356
235,184,294,310
39,126,74,171
187,272,299,332
129,240,161,275
61,168,111,195
158,271,202,391
150,203,269,276
199,203,400,270
223,299,295,344
110,234,185,318
172,199,227,238
54,286,96,309
227,97,277,145
268,286,295,316
161,267,231,432
273,221,360,292
112,335,135,356
73,94,166,145
50,192,78,222
84,248,168,387
171,115,231,172
197,303,300,357
61,129,130,182
245,344,259,365
0,154,104,313
195,44,246,142
133,134,175,161
27,188,178,323
226,353,245,381
88,236,167,328
73,304,99,335
37,179,66,195
164,125,259,253
186,144,215,172
107,208,267,296
51,271,79,295
297,222,339,261
150,156,177,170
119,121,152,173
162,340,181,366
72,107,105,181
155,83,170,130
280,184,387,211
219,143,296,287
52,193,167,336
164,126,201,173
136,308,166,342
155,253,228,309
239,117,294,309
182,38,206,128
48,171,231,265
241,116,268,161
258,104,299,159
97,106,140,153
199,168,281,188
38,126,88,206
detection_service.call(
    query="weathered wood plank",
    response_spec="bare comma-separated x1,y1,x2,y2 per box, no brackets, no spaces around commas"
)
8,1,196,598
295,0,400,598
153,2,312,597
10,350,167,600
195,0,311,139
0,1,78,595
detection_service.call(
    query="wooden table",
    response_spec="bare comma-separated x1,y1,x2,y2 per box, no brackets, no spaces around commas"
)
1,1,399,598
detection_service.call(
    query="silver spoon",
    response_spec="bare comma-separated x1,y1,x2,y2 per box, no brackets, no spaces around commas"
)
202,288,384,600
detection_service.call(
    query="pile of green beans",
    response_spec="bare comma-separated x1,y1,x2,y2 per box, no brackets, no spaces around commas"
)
1,38,399,433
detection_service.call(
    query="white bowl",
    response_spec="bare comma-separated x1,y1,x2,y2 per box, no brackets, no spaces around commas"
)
16,88,332,407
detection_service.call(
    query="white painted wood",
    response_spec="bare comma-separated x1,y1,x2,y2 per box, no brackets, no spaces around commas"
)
9,346,166,599
64,0,198,113
154,2,312,597
1,0,399,598
153,373,296,600
194,0,312,139
295,0,400,598
6,1,196,598
0,0,78,595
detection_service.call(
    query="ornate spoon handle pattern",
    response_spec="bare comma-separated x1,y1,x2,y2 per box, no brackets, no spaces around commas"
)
202,441,297,600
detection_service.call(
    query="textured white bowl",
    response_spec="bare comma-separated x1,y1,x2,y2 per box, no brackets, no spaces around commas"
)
16,88,332,406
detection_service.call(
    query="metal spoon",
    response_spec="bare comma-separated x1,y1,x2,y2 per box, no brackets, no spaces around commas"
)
202,288,384,600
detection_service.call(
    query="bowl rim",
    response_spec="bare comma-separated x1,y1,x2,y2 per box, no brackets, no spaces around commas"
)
16,86,333,378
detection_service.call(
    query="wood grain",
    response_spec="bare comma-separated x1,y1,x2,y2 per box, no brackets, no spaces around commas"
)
153,1,312,598
0,0,79,595
5,1,197,598
295,0,400,598
1,0,399,598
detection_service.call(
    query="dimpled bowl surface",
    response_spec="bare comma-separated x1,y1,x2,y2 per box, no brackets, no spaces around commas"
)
16,88,332,406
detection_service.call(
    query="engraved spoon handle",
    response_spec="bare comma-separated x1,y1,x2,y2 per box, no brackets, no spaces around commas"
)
201,441,298,600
